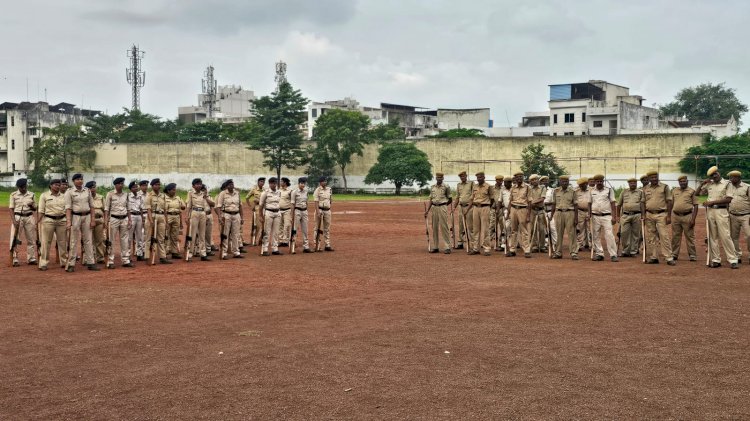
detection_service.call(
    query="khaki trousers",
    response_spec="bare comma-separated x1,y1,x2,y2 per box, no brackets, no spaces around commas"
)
278,209,292,243
530,210,548,251
130,215,144,257
147,214,167,259
671,213,696,259
430,205,450,251
546,210,557,253
221,213,241,257
10,214,37,264
315,209,332,248
509,207,530,253
554,210,577,257
729,213,750,260
645,212,673,262
457,204,473,246
471,205,491,253
204,212,214,252
67,214,94,266
92,216,105,263
576,210,590,250
620,213,641,256
189,211,207,257
707,208,738,264
262,210,281,253
293,209,310,250
143,217,151,259
591,215,617,258
491,207,506,251
165,214,180,255
40,216,67,268
108,217,131,265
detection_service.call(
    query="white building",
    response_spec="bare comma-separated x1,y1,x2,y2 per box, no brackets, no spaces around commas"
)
0,101,99,184
178,85,255,124
305,97,383,139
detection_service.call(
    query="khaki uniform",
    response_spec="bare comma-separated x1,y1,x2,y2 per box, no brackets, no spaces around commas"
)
9,190,38,264
145,190,168,260
128,192,145,258
260,189,282,253
590,186,617,258
553,187,578,257
727,182,750,261
185,190,210,258
164,194,185,256
429,184,452,251
670,187,698,260
699,179,737,264
104,190,131,265
544,188,557,253
291,187,310,250
137,190,148,255
313,186,333,248
216,189,242,257
204,193,215,253
246,185,264,243
642,183,674,262
574,188,591,250
617,188,643,256
64,187,95,266
277,187,293,244
501,186,513,249
91,194,106,263
509,183,531,254
470,183,494,253
38,190,68,268
489,184,503,250
455,181,475,247
529,185,547,252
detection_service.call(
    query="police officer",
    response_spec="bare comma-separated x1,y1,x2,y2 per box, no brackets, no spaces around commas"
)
550,175,578,260
671,175,698,261
163,183,185,259
277,177,293,247
574,177,591,251
88,181,106,264
425,172,452,254
260,177,282,256
290,177,312,253
727,170,750,264
617,177,643,257
104,177,133,268
186,178,214,261
529,174,547,253
128,181,145,261
699,167,738,268
508,171,531,257
9,178,38,266
313,176,334,251
641,170,676,266
146,178,172,264
453,171,474,250
37,179,67,270
589,174,618,262
216,179,244,259
245,177,266,246
64,174,99,271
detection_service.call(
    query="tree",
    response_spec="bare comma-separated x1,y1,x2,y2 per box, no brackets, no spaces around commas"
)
364,142,432,195
367,121,406,143
244,81,308,180
310,109,371,191
28,124,99,185
520,143,566,185
428,128,485,138
660,82,748,125
679,133,750,179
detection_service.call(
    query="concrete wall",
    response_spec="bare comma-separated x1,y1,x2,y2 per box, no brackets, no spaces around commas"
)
437,109,490,129
78,133,703,191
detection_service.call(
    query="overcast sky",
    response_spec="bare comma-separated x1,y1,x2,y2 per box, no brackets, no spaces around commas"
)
2,0,748,127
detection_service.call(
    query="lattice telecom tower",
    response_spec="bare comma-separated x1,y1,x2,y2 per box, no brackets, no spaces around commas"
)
202,65,217,119
274,61,287,92
125,45,146,111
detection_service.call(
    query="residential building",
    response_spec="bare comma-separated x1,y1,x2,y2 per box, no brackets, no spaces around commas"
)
305,97,386,138
178,85,255,124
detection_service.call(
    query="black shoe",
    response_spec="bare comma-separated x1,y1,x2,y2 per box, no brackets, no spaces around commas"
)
39,266,48,271
731,262,739,269
551,255,562,259
272,251,283,255
137,256,146,262
222,255,229,260
66,267,75,273
303,248,312,253
593,255,604,261
233,254,244,259
611,256,619,262
429,249,439,253
524,253,532,258
12,262,20,267
171,253,181,259
506,252,516,257
206,251,216,257
444,249,451,254
28,260,38,265
468,250,479,255
160,258,173,264
107,263,115,269
647,259,659,264
201,256,211,261
667,260,676,266
324,246,334,252
122,262,135,268
571,255,579,260
483,252,491,256
239,248,247,254
278,243,289,247
709,262,721,268
87,264,100,271
454,244,464,250
262,252,270,256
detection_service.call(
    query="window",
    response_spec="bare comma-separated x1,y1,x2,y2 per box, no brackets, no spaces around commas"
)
582,112,586,122
12,163,16,171
564,113,575,123
311,109,318,118
564,132,574,136
582,132,586,135
28,128,37,136
593,121,603,128
553,133,558,136
11,116,14,126
11,139,15,150
553,114,558,124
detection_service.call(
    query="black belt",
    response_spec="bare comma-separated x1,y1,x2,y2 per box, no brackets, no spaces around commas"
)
730,212,750,216
432,203,448,207
577,208,588,212
673,211,693,216
647,210,666,214
556,209,573,212
474,204,490,208
14,212,33,217
622,211,640,215
192,207,205,212
295,207,307,211
266,209,279,213
460,204,469,207
130,211,142,216
223,210,239,215
110,214,127,219
153,210,165,215
168,211,181,215
279,207,291,211
511,205,527,209
72,211,90,216
709,205,727,209
45,214,65,220
319,207,331,211
591,212,611,217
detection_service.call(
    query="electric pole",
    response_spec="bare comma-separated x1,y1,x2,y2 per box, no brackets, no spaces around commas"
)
126,45,146,111
202,65,217,120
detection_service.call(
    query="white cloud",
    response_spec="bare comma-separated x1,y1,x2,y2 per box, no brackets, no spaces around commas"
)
389,72,427,87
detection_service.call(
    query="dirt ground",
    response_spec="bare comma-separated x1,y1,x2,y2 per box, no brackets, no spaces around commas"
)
1,202,749,420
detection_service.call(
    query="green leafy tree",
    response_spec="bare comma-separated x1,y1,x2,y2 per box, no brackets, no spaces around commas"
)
660,82,748,125
364,142,432,195
367,121,406,143
428,128,485,138
310,109,371,191
520,143,566,185
28,124,99,185
679,133,750,178
176,120,227,142
243,81,308,180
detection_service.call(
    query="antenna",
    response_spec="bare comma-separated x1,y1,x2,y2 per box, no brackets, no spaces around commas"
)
274,61,287,92
126,44,146,111
201,65,217,120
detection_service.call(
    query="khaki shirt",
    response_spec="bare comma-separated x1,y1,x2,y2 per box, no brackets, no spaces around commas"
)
216,189,241,212
455,181,475,206
590,186,615,214
185,190,209,211
553,187,576,210
641,182,672,211
617,188,643,213
39,191,66,216
128,192,144,214
574,188,591,211
246,185,264,205
145,190,167,213
64,187,93,213
279,187,292,210
91,195,105,219
104,191,129,216
430,184,451,205
291,188,309,209
699,178,729,202
471,183,494,205
501,186,512,208
529,185,545,210
671,187,698,214
313,186,332,209
727,182,750,214
260,189,281,210
493,184,503,202
164,194,185,214
9,190,35,213
509,183,530,207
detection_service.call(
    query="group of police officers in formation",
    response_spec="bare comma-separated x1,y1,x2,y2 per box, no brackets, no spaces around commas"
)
426,166,750,269
8,174,335,271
